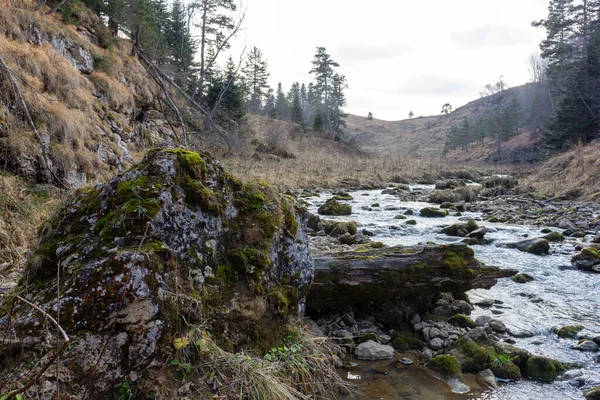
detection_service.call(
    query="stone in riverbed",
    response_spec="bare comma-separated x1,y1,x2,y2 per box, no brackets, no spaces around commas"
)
506,238,550,255
525,356,565,382
355,340,395,360
318,198,352,216
557,325,584,338
511,273,534,283
420,207,448,218
573,340,599,352
572,247,600,272
584,386,600,400
476,369,498,390
467,327,488,342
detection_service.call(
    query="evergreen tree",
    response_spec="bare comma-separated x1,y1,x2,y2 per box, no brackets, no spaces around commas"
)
241,46,270,114
168,0,198,90
275,82,289,120
309,47,340,134
264,88,276,119
330,73,347,136
190,0,238,100
206,56,245,122
290,82,303,125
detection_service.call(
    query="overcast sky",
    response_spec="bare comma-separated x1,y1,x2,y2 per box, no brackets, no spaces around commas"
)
227,0,550,121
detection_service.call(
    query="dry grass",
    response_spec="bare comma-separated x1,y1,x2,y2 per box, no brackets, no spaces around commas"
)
212,116,449,190
170,321,352,399
523,141,600,201
0,0,159,184
0,173,61,278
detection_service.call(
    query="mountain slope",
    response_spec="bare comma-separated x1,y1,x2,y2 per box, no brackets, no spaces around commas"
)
343,82,548,161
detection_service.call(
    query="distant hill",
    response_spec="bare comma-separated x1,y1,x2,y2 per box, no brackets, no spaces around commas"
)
343,82,551,163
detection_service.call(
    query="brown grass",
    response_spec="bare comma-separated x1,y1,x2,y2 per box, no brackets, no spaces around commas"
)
523,141,600,201
0,173,61,277
211,117,447,190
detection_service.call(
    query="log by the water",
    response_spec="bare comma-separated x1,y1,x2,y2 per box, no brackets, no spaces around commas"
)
306,244,517,311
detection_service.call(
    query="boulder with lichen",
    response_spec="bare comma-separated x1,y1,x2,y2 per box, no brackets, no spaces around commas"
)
0,148,314,398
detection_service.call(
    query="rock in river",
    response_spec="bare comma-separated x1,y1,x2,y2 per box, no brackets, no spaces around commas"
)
355,340,395,360
506,238,550,255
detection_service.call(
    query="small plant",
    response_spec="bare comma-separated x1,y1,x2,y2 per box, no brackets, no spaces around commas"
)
118,378,138,400
489,352,513,368
170,359,192,381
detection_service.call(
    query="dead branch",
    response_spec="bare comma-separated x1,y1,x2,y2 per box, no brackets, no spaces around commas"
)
0,56,66,189
136,50,186,145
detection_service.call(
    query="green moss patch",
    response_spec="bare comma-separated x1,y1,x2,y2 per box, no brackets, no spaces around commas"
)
426,355,462,378
557,325,584,339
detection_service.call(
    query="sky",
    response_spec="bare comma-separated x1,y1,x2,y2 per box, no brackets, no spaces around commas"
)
226,0,550,121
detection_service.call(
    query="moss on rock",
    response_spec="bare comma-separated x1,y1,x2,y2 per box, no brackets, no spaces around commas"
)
2,148,314,398
420,207,448,218
525,356,565,383
317,199,352,216
448,314,477,329
427,355,462,378
453,337,490,373
557,325,584,338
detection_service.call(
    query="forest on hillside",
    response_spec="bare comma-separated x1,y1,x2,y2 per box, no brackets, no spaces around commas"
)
54,0,349,141
445,0,600,155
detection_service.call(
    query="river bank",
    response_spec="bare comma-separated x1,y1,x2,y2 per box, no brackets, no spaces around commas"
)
302,184,600,400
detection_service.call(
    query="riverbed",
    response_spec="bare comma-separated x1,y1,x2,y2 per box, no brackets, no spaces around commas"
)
305,187,600,400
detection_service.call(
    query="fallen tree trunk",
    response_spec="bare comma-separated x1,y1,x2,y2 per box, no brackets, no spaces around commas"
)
307,244,517,311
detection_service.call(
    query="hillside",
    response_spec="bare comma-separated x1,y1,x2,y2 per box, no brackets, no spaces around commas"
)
343,82,548,162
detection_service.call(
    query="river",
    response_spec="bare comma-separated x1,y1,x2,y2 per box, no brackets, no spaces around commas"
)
305,187,600,400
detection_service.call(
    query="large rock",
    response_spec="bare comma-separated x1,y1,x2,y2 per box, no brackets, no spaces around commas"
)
0,149,313,397
572,247,600,272
506,238,550,255
318,199,352,216
584,386,600,400
355,340,395,360
420,207,448,218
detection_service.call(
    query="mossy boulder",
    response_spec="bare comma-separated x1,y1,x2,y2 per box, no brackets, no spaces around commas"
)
394,214,407,220
452,337,489,373
0,149,314,397
391,335,425,351
572,247,600,272
511,273,534,283
506,238,550,255
542,231,564,242
557,325,584,338
405,219,417,225
420,207,448,218
490,361,521,381
525,356,565,382
442,220,479,237
448,314,477,329
318,199,352,216
332,191,353,201
584,386,600,400
426,355,462,378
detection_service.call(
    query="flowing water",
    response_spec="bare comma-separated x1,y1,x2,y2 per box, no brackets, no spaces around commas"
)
305,188,600,400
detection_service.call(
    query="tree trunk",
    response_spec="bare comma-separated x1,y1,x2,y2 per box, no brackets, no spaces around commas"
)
307,244,516,311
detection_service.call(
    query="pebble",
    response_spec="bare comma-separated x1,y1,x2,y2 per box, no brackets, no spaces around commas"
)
398,357,414,366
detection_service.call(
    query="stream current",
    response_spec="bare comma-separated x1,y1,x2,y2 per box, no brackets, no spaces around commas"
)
306,187,600,400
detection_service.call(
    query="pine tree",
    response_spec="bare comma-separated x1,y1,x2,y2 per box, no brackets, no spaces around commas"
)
190,0,238,100
275,83,289,120
264,88,276,118
168,0,198,90
290,82,303,125
241,46,270,114
309,47,340,135
330,73,347,136
206,57,245,122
